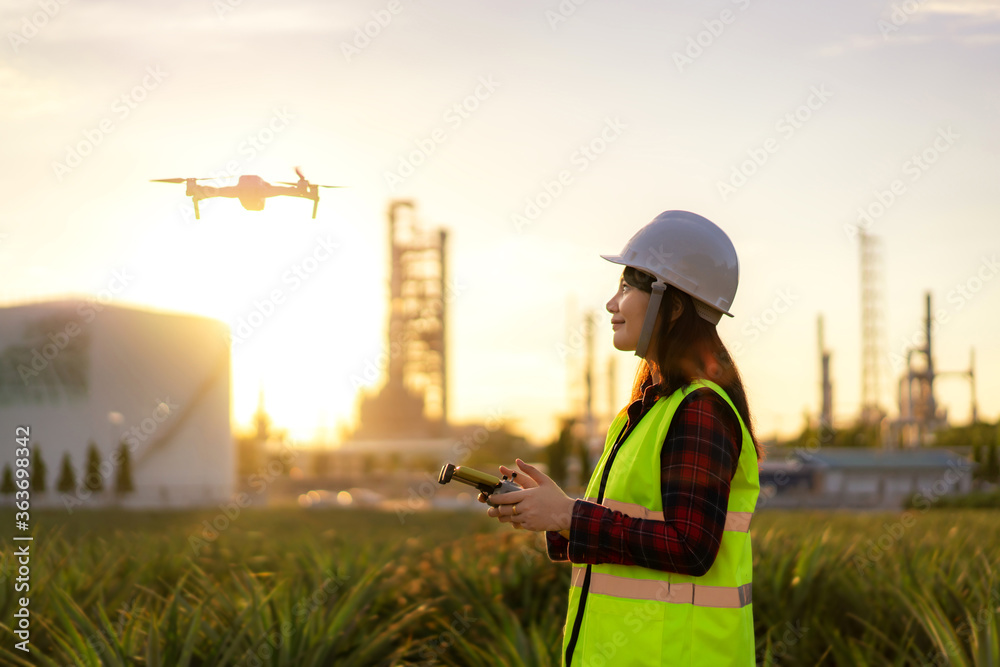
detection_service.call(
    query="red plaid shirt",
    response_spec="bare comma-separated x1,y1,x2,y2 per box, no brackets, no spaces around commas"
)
546,381,742,576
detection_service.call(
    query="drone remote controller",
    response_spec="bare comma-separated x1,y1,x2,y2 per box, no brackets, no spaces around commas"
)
438,463,521,506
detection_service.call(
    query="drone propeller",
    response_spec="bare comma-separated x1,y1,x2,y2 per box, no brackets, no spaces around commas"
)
276,181,347,188
279,166,347,188
150,177,213,184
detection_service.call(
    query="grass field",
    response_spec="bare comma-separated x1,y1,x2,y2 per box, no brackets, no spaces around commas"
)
0,507,997,666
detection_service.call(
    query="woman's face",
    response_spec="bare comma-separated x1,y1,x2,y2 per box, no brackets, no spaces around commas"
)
606,272,654,352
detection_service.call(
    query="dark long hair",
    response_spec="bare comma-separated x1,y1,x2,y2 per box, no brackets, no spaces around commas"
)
623,266,765,461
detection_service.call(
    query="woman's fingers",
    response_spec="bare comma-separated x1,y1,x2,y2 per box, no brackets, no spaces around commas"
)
515,458,550,486
486,503,521,524
500,464,538,488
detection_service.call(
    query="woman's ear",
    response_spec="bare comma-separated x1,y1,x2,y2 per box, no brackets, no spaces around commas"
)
669,296,684,324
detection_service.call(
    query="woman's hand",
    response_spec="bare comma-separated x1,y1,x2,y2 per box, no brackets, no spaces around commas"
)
482,459,576,532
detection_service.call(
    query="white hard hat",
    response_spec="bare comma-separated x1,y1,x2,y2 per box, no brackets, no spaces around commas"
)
601,210,739,357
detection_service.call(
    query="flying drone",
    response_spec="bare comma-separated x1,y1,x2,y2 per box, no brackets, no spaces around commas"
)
151,168,345,219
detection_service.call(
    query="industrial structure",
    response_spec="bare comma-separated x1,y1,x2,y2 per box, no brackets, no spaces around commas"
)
562,308,603,487
312,199,532,496
858,230,888,431
886,292,978,448
817,314,833,431
0,300,233,507
351,200,449,440
802,231,981,450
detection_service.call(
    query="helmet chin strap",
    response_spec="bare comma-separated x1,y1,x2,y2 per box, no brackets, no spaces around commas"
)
634,281,666,359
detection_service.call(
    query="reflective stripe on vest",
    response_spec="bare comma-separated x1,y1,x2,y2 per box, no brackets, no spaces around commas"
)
582,497,753,532
570,567,753,608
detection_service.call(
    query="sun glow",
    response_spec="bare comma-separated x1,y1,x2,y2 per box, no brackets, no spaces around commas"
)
123,185,389,444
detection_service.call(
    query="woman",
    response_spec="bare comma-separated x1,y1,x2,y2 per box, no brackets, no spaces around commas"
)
486,210,763,666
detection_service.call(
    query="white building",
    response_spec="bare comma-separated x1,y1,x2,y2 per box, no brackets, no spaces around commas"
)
758,447,975,510
0,300,233,508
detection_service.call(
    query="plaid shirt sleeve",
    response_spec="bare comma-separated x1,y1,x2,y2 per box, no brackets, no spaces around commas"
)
546,530,570,561
565,388,742,576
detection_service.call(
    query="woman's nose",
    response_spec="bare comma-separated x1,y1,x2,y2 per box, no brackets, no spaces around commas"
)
606,295,617,313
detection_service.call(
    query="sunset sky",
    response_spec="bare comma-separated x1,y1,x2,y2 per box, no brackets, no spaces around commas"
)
2,0,998,446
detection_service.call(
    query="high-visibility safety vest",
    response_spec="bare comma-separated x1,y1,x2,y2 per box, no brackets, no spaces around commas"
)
562,378,759,667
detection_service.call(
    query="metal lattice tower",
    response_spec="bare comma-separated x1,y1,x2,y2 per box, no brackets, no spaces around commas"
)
353,200,448,439
859,230,886,433
389,200,447,425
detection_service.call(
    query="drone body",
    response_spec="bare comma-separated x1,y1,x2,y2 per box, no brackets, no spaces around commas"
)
152,169,345,219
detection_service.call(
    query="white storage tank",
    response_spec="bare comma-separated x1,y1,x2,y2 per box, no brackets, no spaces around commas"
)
0,300,233,508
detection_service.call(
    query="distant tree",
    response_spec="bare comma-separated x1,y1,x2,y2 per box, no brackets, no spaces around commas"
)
547,418,573,487
1,464,14,497
312,449,330,478
791,422,875,449
462,428,528,470
57,453,76,493
984,442,1000,484
577,432,592,487
115,441,134,496
933,421,996,449
84,441,104,493
31,444,47,494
